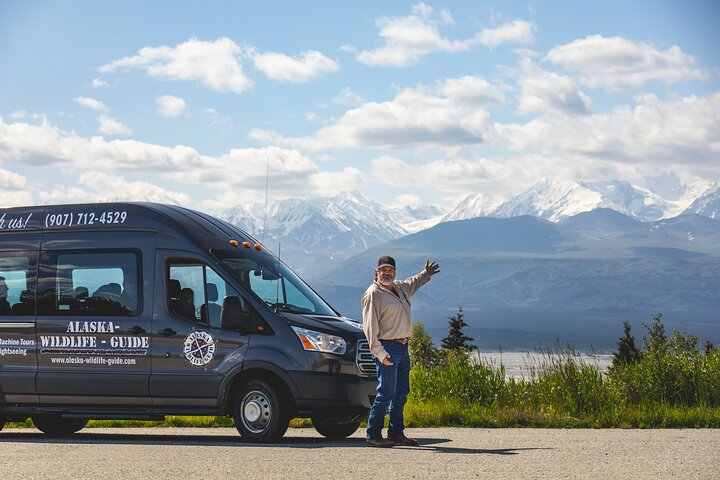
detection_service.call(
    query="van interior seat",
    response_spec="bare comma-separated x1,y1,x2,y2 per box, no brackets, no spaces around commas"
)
11,289,34,315
168,279,182,316
179,287,196,321
93,283,121,300
201,283,221,325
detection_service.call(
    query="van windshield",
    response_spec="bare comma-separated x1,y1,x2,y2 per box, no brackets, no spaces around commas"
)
213,250,337,317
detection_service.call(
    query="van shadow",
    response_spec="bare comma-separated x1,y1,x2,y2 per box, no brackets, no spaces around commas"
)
0,431,550,455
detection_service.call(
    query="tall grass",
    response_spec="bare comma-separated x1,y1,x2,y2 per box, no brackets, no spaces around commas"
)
405,345,720,427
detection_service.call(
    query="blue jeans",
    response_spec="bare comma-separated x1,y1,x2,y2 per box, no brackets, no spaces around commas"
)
366,339,410,440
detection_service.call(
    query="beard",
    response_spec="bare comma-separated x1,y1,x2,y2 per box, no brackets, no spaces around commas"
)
378,273,395,286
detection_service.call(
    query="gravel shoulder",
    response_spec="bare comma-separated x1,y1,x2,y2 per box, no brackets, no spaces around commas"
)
1,427,718,480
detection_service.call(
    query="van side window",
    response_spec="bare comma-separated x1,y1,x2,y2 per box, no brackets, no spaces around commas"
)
41,251,141,316
0,254,36,316
168,259,240,328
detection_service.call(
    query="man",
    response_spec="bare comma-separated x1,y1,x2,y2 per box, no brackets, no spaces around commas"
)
0,276,11,314
362,255,440,447
119,268,138,311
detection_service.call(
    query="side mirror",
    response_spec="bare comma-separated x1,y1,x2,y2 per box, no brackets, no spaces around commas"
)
220,296,250,331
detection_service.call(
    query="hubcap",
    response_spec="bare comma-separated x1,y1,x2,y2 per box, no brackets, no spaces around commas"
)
241,390,271,434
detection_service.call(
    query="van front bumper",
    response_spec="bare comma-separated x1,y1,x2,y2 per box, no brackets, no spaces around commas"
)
290,372,377,417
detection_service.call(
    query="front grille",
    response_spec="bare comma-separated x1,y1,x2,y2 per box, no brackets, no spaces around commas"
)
356,340,377,377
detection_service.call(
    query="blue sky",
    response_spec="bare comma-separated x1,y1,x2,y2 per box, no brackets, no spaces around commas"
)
1,0,719,213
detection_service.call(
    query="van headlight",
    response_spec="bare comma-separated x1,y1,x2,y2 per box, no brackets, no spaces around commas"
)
291,326,347,355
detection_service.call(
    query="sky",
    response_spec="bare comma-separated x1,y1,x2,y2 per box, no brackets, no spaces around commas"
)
1,0,719,214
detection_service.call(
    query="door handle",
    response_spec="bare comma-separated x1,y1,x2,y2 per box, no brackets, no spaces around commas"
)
129,326,146,334
157,328,176,337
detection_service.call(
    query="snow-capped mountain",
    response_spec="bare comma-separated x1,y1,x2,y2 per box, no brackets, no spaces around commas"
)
441,192,503,222
387,203,446,233
221,192,414,276
683,183,720,219
488,178,670,222
218,175,718,276
442,174,715,224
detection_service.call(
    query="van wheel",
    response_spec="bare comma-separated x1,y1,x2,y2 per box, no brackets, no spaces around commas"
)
32,415,88,435
233,380,289,442
312,417,361,439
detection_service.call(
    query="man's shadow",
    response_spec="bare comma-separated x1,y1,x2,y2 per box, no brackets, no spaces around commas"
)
0,431,551,455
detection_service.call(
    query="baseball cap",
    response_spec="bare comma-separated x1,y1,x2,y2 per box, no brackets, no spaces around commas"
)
377,256,396,269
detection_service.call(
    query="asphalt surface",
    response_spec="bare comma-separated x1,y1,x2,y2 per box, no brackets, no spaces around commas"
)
1,427,718,479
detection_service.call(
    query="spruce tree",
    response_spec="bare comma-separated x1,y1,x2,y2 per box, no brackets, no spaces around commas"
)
642,312,667,354
441,306,476,362
612,320,641,368
409,321,441,369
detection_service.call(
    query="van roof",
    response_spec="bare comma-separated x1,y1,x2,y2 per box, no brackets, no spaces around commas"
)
0,202,260,252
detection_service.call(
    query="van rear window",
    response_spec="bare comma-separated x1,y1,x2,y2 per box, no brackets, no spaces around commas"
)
0,254,36,316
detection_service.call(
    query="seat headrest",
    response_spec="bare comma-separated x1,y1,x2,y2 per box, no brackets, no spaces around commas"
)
206,283,218,302
107,283,121,295
180,287,194,302
168,279,181,300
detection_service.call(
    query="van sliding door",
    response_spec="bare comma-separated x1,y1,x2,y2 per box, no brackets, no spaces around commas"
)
36,232,155,403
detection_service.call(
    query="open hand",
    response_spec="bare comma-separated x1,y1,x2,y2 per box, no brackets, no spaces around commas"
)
424,260,440,277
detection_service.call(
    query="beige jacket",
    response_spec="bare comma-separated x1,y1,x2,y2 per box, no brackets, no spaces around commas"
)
361,270,431,361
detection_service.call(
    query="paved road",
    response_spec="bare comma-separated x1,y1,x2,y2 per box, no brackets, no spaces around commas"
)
1,427,718,479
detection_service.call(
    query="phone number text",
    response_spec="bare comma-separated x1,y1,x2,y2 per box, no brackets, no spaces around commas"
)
44,211,128,228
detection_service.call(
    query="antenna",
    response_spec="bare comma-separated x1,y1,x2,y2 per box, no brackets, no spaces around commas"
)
261,155,269,244
274,242,281,312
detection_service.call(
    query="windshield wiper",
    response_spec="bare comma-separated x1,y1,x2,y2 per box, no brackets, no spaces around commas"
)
273,303,313,314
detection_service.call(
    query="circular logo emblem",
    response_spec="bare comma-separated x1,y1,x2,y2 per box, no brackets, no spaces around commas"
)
183,330,216,367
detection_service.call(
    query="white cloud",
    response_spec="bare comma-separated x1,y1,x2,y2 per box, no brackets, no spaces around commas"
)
250,75,502,150
545,35,709,90
0,117,202,170
74,96,109,112
355,4,535,67
332,87,364,106
0,168,32,207
439,9,454,25
517,60,592,115
439,76,505,106
10,111,47,122
156,95,187,117
98,115,132,135
91,78,110,88
496,92,720,169
99,37,252,93
202,108,234,130
0,118,363,202
249,49,339,83
474,20,536,49
38,171,191,205
391,194,423,209
371,154,522,193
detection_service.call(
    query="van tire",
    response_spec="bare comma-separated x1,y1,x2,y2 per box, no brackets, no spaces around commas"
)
233,379,289,442
311,417,361,439
32,415,88,435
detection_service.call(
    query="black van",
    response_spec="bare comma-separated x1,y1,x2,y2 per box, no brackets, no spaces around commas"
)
0,203,377,442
